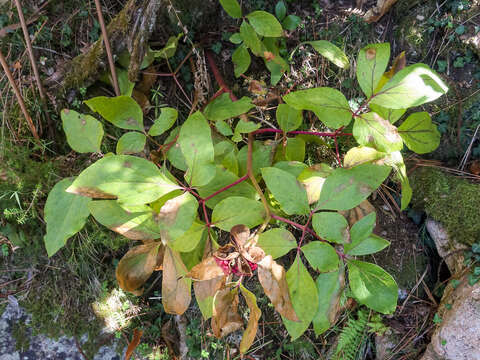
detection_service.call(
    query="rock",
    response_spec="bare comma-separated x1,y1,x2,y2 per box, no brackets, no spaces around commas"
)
0,299,124,360
425,219,468,274
421,276,480,360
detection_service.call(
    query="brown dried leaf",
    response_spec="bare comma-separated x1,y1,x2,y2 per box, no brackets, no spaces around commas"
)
239,285,261,354
125,328,143,360
385,51,406,78
194,276,225,320
132,89,151,115
187,256,225,281
136,65,158,95
231,224,250,248
116,243,162,294
257,255,298,322
364,0,399,23
339,199,375,227
211,287,243,338
162,247,192,315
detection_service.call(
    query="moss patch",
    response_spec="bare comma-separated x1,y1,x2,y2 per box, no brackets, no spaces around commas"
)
410,167,480,246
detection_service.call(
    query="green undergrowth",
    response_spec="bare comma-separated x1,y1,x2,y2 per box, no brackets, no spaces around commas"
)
410,167,480,246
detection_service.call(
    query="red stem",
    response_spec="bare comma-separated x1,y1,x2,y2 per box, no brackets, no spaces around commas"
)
297,210,315,252
205,50,237,101
204,175,249,202
252,128,352,138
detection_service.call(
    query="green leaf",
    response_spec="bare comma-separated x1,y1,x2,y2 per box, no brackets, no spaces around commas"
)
85,96,143,131
178,111,216,187
116,132,146,155
312,212,349,244
353,112,403,152
148,107,178,136
153,34,182,59
44,178,91,257
257,228,296,259
230,33,243,44
232,44,251,77
240,21,263,56
203,93,254,121
378,151,411,209
285,137,305,162
345,234,390,256
247,11,283,37
302,241,339,272
274,161,307,177
282,255,319,340
116,67,135,96
276,104,302,132
347,260,398,314
350,210,376,242
232,119,261,142
168,220,206,253
283,88,352,129
370,64,449,109
237,140,275,178
197,165,256,209
215,120,233,136
212,197,266,231
88,200,161,240
261,167,310,215
166,127,187,171
156,192,198,243
265,58,286,85
67,155,181,205
397,112,440,154
214,141,238,174
275,1,287,21
297,164,333,204
369,104,405,124
61,109,103,153
219,0,242,18
282,15,301,30
313,266,345,336
343,146,386,168
305,40,349,69
356,43,390,97
317,164,391,211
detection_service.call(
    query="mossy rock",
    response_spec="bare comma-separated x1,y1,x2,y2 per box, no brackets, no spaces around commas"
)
410,167,480,246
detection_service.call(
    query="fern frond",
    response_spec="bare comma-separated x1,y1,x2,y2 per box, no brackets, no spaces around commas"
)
334,309,369,360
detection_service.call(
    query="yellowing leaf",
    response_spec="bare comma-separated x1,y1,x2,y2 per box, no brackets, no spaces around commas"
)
162,247,192,314
344,146,386,168
194,276,225,320
187,256,225,281
240,285,261,354
116,243,162,294
257,255,298,322
212,287,243,338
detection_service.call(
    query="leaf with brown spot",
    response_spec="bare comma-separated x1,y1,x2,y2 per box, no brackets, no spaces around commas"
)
156,192,198,243
194,276,225,320
125,328,143,360
239,285,261,354
257,255,298,322
339,199,375,227
187,256,225,281
162,247,192,315
211,287,243,338
116,243,162,294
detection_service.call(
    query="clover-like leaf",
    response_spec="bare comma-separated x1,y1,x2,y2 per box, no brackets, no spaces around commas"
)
85,96,143,131
61,109,103,153
44,178,91,257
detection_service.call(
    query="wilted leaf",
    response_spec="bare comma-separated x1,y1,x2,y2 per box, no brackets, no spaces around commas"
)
148,107,178,136
240,285,261,354
301,241,339,272
344,146,386,168
178,111,216,187
44,178,91,257
89,200,161,240
257,228,296,259
67,155,181,205
261,167,310,215
283,255,319,340
61,109,103,153
305,40,349,69
397,112,440,154
356,43,390,98
313,265,345,335
339,200,375,227
312,212,349,244
188,256,225,281
116,132,146,155
258,255,298,321
116,242,162,294
212,287,243,338
297,164,333,204
194,275,225,320
247,11,283,37
85,96,143,131
347,260,398,314
212,197,266,231
162,247,192,314
283,88,352,129
353,112,403,153
364,0,399,23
